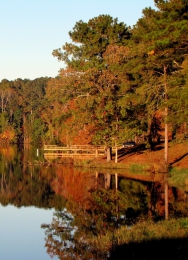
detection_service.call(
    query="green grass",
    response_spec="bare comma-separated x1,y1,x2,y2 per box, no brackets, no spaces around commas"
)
88,217,188,254
129,163,149,174
114,218,188,243
168,167,188,190
74,158,149,171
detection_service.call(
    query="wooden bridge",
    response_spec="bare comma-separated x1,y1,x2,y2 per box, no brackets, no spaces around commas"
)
43,144,107,159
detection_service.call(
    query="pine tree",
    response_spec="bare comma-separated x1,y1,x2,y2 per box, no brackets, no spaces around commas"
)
126,0,188,166
52,15,131,161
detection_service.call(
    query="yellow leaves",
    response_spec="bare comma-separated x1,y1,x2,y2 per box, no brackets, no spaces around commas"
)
147,49,155,55
0,128,15,143
181,55,188,73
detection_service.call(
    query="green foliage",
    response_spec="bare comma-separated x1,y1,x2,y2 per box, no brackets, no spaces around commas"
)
0,77,49,144
52,15,133,148
30,118,46,144
0,112,9,132
129,163,149,173
1,0,188,151
53,15,130,70
92,188,127,218
168,167,188,190
119,179,148,214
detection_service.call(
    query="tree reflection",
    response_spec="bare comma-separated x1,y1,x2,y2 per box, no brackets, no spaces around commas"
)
1,146,188,259
43,210,77,260
42,171,188,260
0,160,66,209
43,208,106,260
42,184,149,260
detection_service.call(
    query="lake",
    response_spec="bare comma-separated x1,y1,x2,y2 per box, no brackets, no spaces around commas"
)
0,205,56,260
0,145,188,259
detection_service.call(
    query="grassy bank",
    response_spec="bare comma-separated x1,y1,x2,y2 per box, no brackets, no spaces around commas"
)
89,218,188,259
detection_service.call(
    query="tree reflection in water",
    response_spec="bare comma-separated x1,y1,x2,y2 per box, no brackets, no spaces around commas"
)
2,147,188,258
42,169,188,260
1,146,188,260
43,191,122,259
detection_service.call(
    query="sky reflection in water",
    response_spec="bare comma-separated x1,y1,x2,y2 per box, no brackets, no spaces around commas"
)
0,204,57,260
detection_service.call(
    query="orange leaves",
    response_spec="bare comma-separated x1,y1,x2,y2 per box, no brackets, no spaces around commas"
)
45,67,81,101
147,49,155,56
0,128,15,143
83,68,118,94
51,166,94,207
103,44,130,65
0,142,16,160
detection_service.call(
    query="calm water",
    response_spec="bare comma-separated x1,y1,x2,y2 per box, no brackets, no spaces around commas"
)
0,146,59,260
1,145,188,259
0,205,56,260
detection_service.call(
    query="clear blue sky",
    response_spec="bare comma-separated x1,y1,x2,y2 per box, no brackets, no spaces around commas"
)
0,0,156,81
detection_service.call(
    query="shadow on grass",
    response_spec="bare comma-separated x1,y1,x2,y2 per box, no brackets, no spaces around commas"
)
109,237,188,260
153,144,164,151
117,145,146,162
170,153,188,166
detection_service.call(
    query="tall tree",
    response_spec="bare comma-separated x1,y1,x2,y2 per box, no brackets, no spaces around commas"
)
52,15,131,161
127,0,188,166
53,15,130,70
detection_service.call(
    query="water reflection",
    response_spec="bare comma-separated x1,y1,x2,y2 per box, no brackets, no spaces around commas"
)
0,145,64,259
42,168,188,259
96,172,188,221
1,146,188,259
0,204,56,260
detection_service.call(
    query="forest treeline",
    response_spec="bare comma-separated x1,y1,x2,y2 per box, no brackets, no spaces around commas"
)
0,0,188,153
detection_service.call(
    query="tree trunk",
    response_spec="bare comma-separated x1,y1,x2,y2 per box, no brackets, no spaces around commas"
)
115,173,118,190
147,118,153,149
164,107,168,167
95,147,99,158
114,140,118,163
106,147,112,162
165,181,169,220
164,65,168,171
104,173,111,189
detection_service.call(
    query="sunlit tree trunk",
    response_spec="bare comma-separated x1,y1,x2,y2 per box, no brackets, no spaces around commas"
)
164,107,168,167
115,119,118,163
95,147,99,158
95,172,99,189
115,173,118,190
106,147,112,162
164,65,168,171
